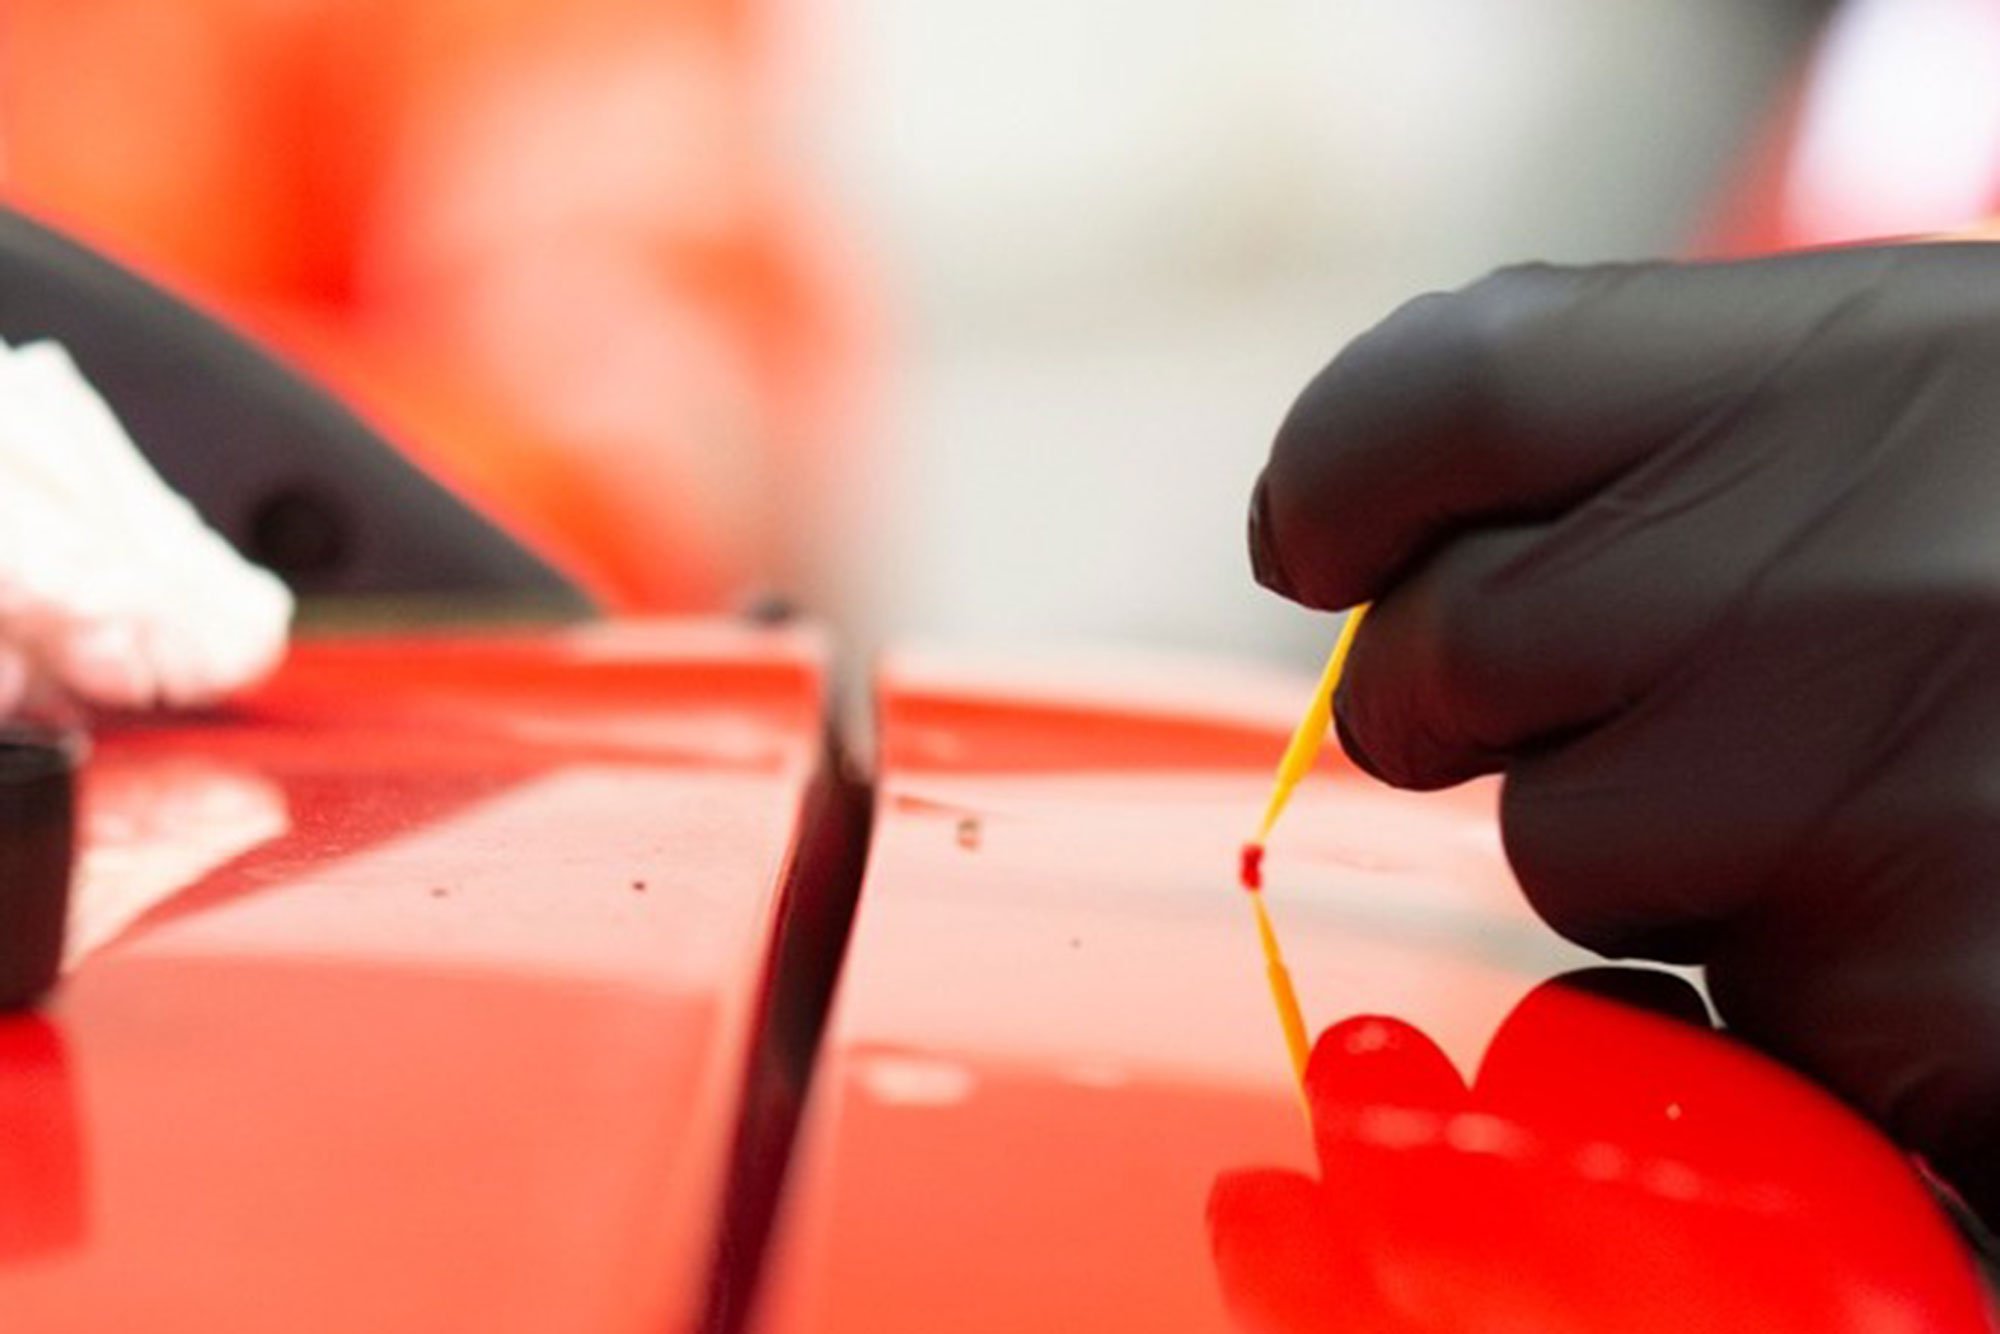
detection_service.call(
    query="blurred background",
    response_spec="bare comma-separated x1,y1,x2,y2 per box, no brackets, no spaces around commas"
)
805,0,1822,663
7,0,2000,667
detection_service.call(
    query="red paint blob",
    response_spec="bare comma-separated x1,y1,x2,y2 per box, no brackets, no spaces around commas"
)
1239,842,1264,892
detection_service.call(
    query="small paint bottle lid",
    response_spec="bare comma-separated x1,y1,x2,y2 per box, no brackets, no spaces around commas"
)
0,727,81,1011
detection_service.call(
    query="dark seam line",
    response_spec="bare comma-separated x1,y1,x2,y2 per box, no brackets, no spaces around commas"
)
696,712,876,1334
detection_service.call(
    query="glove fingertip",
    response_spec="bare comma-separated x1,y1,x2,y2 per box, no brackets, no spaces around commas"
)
1331,690,1394,786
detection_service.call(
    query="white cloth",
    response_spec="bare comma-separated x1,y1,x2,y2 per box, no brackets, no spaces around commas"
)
0,339,293,712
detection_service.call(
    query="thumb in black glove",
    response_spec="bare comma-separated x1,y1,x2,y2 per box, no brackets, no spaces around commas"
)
1249,244,2000,1221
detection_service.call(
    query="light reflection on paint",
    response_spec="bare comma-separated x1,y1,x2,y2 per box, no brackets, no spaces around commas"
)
856,1053,978,1108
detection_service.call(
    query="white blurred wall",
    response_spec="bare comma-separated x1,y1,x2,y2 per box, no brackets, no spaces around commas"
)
798,0,1820,665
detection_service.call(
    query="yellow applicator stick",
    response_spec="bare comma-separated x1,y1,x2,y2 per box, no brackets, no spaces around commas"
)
1250,889,1312,1088
1240,603,1370,1101
1239,603,1370,891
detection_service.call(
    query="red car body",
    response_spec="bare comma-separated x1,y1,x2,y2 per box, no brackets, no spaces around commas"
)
0,630,1989,1330
761,649,1997,1333
0,623,831,1331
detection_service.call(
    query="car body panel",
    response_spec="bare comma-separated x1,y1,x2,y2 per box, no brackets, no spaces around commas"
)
758,647,1996,1334
0,621,826,1332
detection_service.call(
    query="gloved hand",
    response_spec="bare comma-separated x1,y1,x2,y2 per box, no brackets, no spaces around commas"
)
1248,243,2000,1221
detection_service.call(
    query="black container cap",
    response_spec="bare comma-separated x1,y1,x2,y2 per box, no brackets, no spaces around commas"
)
0,730,78,1011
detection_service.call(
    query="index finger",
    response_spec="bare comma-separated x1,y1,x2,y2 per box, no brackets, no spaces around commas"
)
1248,249,1905,610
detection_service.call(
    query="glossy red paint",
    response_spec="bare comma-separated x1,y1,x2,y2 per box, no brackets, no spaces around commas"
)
0,620,827,1333
756,648,1996,1333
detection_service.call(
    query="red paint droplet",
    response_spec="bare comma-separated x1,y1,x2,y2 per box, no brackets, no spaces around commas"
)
1239,843,1264,892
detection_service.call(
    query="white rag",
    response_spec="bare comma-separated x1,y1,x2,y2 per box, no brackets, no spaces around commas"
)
0,338,294,713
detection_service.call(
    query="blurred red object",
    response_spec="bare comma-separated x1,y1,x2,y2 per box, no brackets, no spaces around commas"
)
1702,0,2000,255
1209,975,1992,1332
0,1020,84,1263
0,0,874,612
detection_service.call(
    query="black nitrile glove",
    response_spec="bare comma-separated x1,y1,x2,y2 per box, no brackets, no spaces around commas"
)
1249,244,2000,1221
